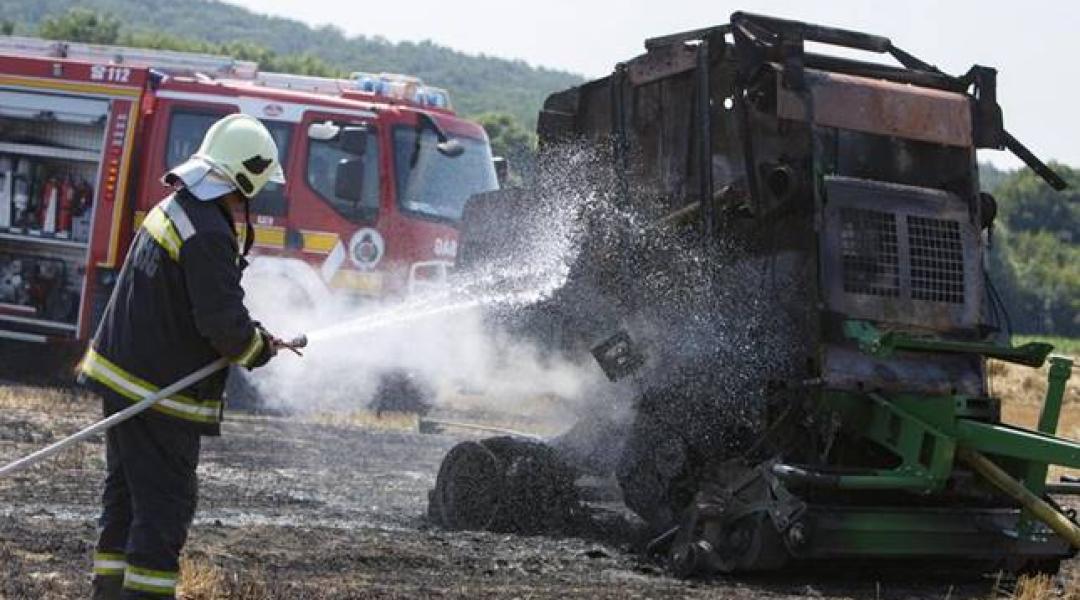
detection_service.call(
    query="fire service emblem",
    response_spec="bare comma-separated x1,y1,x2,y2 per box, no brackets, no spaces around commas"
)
348,228,384,270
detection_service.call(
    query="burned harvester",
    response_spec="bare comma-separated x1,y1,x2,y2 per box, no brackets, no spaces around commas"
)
429,13,1080,575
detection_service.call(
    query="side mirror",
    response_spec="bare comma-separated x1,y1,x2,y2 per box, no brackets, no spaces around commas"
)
417,112,464,158
339,126,368,156
436,138,464,158
307,121,340,141
334,157,365,202
493,156,509,187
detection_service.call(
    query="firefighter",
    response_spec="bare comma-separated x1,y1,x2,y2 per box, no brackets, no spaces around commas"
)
79,113,284,599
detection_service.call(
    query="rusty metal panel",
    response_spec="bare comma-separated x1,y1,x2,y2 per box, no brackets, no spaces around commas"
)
822,346,986,396
627,43,699,86
778,69,973,147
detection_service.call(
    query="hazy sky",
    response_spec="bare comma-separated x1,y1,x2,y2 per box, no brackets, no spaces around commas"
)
227,0,1079,168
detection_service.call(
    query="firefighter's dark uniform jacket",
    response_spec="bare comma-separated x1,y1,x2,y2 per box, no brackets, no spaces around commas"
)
80,188,268,436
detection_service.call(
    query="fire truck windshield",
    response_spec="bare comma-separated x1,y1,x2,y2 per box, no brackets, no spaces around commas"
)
392,126,497,222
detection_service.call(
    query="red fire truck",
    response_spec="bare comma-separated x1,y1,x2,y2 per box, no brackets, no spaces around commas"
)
0,37,498,353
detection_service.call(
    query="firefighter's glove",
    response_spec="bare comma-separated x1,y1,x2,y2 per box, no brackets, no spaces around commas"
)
239,325,277,370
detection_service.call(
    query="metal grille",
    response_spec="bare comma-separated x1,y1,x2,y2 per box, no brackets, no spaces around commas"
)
840,208,899,297
908,216,965,304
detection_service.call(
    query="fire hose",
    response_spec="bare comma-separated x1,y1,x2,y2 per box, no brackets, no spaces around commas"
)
0,334,306,478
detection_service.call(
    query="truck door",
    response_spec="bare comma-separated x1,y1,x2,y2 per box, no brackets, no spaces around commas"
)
289,112,383,295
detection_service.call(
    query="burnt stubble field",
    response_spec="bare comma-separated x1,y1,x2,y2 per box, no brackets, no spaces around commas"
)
0,361,1076,599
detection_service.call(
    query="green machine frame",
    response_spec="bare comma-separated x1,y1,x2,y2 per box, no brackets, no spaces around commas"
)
778,321,1080,561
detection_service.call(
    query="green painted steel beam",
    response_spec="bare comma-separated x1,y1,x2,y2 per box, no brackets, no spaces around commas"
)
842,320,1053,367
1039,356,1073,435
795,506,1072,560
956,419,1080,469
1021,355,1074,532
814,392,958,492
834,473,939,490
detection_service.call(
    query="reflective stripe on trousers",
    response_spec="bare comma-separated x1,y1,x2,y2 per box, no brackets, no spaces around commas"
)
93,550,126,576
123,564,178,596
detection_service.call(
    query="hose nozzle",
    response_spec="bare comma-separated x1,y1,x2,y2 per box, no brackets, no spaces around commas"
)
286,334,308,349
274,333,308,356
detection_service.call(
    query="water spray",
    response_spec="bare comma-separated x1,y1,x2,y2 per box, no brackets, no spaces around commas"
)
0,269,564,479
0,148,587,479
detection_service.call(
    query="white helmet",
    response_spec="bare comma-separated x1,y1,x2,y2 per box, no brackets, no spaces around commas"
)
164,113,285,200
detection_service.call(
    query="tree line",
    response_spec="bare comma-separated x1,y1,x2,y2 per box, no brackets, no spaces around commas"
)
982,163,1079,338
6,6,542,187
1,0,583,129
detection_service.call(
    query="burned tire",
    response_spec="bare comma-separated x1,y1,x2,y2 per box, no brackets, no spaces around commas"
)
486,437,579,533
430,437,578,534
431,441,504,531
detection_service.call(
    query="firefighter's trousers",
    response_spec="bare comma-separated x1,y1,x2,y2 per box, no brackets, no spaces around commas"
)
91,395,200,599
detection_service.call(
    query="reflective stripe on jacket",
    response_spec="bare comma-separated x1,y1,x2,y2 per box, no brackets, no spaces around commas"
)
81,349,223,423
80,190,264,434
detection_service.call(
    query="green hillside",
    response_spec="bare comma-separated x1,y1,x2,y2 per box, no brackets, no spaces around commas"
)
0,0,584,128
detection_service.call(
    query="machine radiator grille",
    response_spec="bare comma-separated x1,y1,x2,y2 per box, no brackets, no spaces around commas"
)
840,208,899,297
908,215,965,304
823,176,977,329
